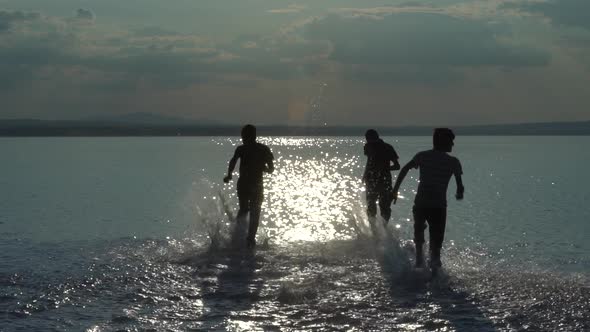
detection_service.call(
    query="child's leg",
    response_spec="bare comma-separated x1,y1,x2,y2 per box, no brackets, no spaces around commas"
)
237,185,249,221
427,208,447,267
237,199,249,221
378,190,393,224
246,188,264,247
247,205,260,246
412,206,427,267
366,190,378,219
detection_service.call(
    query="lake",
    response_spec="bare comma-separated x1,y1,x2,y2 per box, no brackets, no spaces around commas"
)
1,136,588,331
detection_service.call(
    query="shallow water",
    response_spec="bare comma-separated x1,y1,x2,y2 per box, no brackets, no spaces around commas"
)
1,136,589,331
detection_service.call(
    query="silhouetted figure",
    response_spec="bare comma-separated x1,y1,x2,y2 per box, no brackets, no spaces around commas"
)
393,128,464,273
224,124,274,248
363,129,400,225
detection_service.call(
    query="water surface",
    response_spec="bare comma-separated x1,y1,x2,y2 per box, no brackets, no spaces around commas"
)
1,136,588,331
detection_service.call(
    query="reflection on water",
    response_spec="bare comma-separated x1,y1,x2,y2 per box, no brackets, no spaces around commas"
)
220,137,367,243
5,234,587,331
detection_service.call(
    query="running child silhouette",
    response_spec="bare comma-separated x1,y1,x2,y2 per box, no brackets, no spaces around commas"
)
223,124,274,248
393,128,464,273
362,129,400,225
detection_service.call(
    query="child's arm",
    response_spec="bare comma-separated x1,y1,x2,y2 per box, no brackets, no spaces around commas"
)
390,147,401,171
362,158,369,184
223,148,240,183
264,147,275,174
454,158,464,200
392,160,417,204
362,145,369,183
265,159,274,174
455,174,464,200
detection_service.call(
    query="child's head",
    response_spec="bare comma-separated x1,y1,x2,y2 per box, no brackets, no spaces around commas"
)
365,129,379,143
433,128,455,152
241,124,257,143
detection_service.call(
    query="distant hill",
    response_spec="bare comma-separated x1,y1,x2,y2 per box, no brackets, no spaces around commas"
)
455,121,590,136
87,112,207,125
1,117,589,136
375,121,590,136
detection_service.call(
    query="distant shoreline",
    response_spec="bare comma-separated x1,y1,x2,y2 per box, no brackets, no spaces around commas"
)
1,120,590,136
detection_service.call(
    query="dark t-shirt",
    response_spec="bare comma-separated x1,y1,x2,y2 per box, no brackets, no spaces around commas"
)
364,139,399,183
412,149,462,208
236,142,274,185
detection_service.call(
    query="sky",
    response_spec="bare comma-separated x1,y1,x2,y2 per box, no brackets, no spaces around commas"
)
0,0,589,126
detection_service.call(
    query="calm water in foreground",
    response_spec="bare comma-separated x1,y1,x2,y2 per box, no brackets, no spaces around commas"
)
1,136,589,331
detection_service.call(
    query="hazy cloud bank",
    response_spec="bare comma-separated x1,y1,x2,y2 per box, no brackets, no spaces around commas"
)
305,12,549,67
0,10,40,31
0,1,588,124
502,0,590,29
0,5,554,93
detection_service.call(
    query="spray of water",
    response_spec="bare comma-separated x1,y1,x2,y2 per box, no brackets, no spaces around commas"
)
307,82,328,129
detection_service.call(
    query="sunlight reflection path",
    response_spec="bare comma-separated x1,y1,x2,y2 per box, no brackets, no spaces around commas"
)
260,137,364,242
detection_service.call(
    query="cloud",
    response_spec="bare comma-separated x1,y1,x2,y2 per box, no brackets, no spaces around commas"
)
0,13,220,91
502,0,590,29
76,8,95,20
331,6,444,19
304,12,550,67
207,33,330,80
0,8,329,94
343,65,463,86
133,26,180,37
0,6,553,95
230,33,329,61
398,1,430,7
267,4,306,14
0,10,41,32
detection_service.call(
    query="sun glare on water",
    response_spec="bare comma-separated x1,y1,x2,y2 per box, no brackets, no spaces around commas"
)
259,137,365,242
